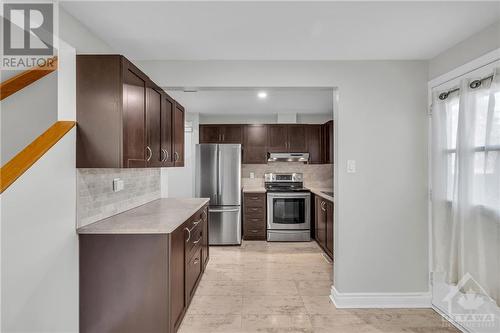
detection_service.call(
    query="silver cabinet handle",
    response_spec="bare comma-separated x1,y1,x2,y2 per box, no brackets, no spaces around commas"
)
193,258,200,265
174,152,179,161
165,150,169,162
146,146,152,161
193,236,202,245
202,209,207,221
321,201,326,211
184,227,191,242
161,149,169,162
222,134,225,141
192,219,202,226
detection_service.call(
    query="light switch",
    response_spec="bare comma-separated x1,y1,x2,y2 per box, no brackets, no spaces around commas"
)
250,172,255,179
113,178,124,192
347,160,356,173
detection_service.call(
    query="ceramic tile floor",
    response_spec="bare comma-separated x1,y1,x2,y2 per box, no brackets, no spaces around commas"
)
179,241,459,333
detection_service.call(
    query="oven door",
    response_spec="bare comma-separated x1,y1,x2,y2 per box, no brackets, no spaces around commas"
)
267,192,311,230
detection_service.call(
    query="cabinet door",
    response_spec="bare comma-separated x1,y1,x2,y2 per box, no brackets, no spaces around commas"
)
146,83,163,167
287,125,306,152
221,125,242,143
186,247,202,302
122,59,148,167
322,120,334,164
306,125,322,164
161,93,174,167
200,125,221,143
201,207,209,269
326,201,334,256
170,224,187,332
315,197,326,248
267,125,288,152
243,125,268,164
173,102,185,167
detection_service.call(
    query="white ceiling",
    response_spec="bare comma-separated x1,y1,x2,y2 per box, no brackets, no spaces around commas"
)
61,1,500,61
166,88,333,115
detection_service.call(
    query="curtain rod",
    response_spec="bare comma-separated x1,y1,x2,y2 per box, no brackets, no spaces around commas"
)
438,74,495,100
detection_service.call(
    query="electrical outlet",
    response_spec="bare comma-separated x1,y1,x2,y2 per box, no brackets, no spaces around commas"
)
250,172,255,179
113,178,124,192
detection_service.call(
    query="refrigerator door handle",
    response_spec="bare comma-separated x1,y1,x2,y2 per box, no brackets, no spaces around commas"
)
217,147,222,201
209,208,240,213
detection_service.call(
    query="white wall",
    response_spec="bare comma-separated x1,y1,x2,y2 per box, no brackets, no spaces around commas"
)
1,72,58,163
138,60,429,295
1,130,78,333
58,7,114,54
429,20,500,80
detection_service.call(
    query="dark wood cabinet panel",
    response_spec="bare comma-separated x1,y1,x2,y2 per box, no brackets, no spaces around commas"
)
122,60,148,168
322,120,334,164
199,125,242,144
306,125,322,164
147,83,163,167
76,54,185,169
243,192,266,240
200,125,221,143
267,125,288,152
314,195,333,259
287,125,306,152
222,125,242,143
243,125,268,164
326,200,334,256
80,204,209,333
173,103,185,167
162,94,175,167
170,223,187,332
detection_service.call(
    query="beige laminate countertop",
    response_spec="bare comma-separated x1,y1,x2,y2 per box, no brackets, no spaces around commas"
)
308,188,334,202
242,187,266,193
77,198,210,234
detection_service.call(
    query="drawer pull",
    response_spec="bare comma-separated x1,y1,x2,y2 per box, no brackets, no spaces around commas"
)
193,236,202,245
193,258,200,265
250,230,259,233
184,227,191,242
192,219,202,226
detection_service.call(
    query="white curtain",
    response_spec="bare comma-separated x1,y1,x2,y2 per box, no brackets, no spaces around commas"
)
432,69,500,306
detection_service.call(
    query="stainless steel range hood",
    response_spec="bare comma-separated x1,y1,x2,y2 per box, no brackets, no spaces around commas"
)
267,152,310,163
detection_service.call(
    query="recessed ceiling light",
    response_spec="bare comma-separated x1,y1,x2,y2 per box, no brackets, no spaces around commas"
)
257,91,267,99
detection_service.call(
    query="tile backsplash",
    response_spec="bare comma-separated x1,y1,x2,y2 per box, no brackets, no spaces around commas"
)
77,168,161,228
241,163,333,188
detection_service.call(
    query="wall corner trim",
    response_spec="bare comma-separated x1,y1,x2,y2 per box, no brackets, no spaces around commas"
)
330,286,432,309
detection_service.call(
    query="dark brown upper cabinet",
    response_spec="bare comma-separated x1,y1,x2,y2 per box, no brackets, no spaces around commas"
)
322,120,334,164
173,102,185,167
306,125,322,164
243,124,268,164
267,124,306,153
199,125,242,144
76,54,184,168
267,125,288,152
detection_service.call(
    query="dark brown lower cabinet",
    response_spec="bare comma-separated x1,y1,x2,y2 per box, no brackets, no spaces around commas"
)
314,195,333,259
243,192,266,240
80,205,209,333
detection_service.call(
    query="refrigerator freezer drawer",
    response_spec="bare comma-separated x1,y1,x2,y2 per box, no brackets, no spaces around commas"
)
208,206,242,245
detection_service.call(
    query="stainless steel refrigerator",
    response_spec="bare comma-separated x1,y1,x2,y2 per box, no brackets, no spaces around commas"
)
195,144,241,245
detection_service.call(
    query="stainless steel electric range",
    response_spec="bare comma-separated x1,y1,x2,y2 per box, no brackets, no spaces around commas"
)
265,173,311,242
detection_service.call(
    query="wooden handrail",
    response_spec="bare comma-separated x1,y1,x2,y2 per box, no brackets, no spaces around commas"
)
0,121,76,194
0,56,58,101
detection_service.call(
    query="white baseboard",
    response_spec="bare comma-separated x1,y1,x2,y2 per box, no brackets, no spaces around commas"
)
330,286,432,308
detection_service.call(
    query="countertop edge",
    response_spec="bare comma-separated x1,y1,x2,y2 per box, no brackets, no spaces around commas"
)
77,198,210,235
309,188,334,202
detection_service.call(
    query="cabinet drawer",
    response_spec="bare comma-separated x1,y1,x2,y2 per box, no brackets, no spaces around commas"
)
186,247,202,300
244,193,266,207
245,216,266,229
243,227,266,240
245,206,265,216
